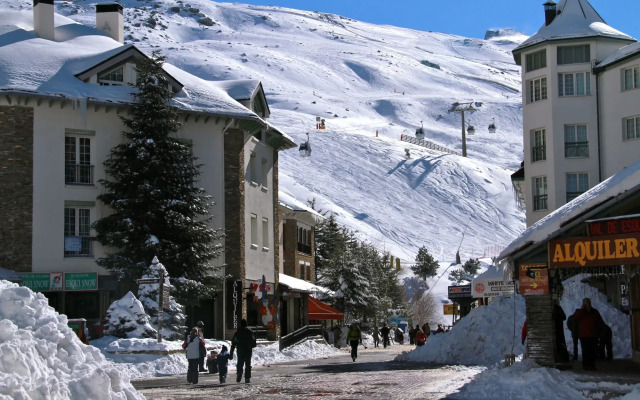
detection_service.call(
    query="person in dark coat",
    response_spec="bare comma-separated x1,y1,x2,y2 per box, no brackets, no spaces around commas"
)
408,325,416,345
598,324,613,360
422,322,431,336
372,326,380,348
415,326,427,346
182,328,206,384
347,322,363,361
194,321,206,371
230,319,256,383
573,298,605,371
216,345,232,384
380,323,391,348
567,315,579,360
206,350,219,374
553,303,569,362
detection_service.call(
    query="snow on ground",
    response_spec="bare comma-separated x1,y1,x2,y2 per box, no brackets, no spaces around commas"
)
0,280,142,400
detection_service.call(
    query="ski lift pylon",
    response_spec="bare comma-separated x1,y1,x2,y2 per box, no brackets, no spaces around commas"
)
299,132,312,157
415,121,425,140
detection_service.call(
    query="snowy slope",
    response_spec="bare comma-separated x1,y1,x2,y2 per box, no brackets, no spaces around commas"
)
1,0,525,263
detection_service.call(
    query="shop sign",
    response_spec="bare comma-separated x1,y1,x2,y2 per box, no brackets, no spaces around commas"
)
64,273,98,291
230,280,242,330
50,273,64,291
518,263,548,295
448,284,472,299
17,273,51,291
443,304,459,315
549,234,640,268
588,216,640,237
472,280,514,298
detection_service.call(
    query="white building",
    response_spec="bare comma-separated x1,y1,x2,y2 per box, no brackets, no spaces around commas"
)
0,2,295,340
512,0,640,226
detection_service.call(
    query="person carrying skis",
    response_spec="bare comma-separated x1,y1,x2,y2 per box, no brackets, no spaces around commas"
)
380,323,391,348
347,322,363,362
230,319,257,383
182,327,206,384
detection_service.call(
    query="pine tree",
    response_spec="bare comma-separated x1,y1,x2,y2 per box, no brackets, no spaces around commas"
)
104,291,157,338
93,51,222,282
138,257,187,340
463,258,481,276
411,246,439,281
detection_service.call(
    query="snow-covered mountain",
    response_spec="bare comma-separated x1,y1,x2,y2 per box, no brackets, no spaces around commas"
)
2,0,527,265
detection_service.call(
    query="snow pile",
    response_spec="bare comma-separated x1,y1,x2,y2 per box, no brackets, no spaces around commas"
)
104,291,157,339
396,294,526,365
560,274,632,359
0,280,142,399
253,341,340,365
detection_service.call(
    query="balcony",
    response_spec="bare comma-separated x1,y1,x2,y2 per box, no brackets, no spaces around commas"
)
533,194,548,211
65,164,94,185
297,243,311,255
565,142,589,158
64,236,94,257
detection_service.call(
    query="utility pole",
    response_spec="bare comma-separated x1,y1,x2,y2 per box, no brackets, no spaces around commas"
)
448,102,479,157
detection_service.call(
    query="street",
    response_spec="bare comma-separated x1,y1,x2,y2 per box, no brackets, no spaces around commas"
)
132,345,483,399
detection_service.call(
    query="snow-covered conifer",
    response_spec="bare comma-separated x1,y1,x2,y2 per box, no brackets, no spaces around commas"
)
104,291,157,339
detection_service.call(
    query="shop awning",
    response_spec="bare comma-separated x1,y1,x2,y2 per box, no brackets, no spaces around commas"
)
308,296,343,320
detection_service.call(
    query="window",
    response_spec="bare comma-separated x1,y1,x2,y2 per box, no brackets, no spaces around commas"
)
250,214,258,248
261,158,269,190
248,152,257,185
297,226,311,255
262,218,269,250
532,129,546,162
64,207,93,257
533,176,548,211
557,45,590,65
65,136,93,184
98,66,124,86
564,125,589,157
526,50,547,72
566,173,588,202
299,262,305,280
558,72,591,96
623,66,640,91
527,77,547,103
624,116,640,140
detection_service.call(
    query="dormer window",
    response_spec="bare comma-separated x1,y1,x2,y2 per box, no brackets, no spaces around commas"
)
98,66,124,86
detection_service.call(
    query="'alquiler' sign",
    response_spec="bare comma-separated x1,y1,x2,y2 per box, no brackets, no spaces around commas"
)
548,233,640,268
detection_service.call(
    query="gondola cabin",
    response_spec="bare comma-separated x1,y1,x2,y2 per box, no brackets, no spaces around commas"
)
488,119,497,133
467,125,475,135
299,132,312,157
416,127,425,140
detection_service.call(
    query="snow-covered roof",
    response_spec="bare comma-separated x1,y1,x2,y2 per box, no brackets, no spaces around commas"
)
513,0,635,55
279,191,325,225
279,273,333,296
211,79,261,101
0,8,295,142
498,160,640,263
596,42,640,71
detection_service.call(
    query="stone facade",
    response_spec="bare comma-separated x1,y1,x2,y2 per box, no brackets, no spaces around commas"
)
282,221,315,282
0,106,33,272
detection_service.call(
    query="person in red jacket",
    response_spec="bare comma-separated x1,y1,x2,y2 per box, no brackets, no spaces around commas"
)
573,298,605,371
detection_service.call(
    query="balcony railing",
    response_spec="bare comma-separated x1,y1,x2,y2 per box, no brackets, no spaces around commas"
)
64,236,94,257
565,142,589,158
533,194,548,211
532,145,546,162
65,164,94,185
297,243,311,255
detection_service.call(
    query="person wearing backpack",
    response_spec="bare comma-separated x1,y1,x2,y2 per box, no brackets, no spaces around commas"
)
230,319,256,383
182,328,206,384
347,322,363,362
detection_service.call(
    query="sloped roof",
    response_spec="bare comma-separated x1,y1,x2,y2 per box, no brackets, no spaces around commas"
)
513,0,635,56
278,273,333,296
595,42,640,72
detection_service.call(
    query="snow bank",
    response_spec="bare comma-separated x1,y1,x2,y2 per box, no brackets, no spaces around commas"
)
0,280,142,400
396,294,526,365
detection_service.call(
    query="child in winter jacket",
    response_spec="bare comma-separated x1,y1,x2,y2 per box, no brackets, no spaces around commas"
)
206,350,219,374
216,345,232,384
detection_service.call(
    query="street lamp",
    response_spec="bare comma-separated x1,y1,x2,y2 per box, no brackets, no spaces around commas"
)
448,101,480,157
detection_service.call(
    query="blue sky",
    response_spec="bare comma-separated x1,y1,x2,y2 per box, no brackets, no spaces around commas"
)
231,0,640,40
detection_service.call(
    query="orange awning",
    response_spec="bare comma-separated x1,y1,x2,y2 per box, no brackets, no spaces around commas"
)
308,296,343,320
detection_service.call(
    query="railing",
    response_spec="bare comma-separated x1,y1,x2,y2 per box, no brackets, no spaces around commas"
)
65,164,94,185
400,135,461,156
297,243,311,255
64,236,94,257
248,325,268,341
565,142,589,158
532,145,546,162
533,194,548,211
279,324,324,351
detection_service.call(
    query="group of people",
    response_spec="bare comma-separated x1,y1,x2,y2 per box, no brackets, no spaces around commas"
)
521,297,613,371
182,318,257,385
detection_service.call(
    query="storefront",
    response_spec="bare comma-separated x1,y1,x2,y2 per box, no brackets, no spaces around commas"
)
498,166,640,365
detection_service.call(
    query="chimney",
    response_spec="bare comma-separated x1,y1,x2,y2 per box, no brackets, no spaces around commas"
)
33,0,55,41
96,3,124,43
543,0,557,26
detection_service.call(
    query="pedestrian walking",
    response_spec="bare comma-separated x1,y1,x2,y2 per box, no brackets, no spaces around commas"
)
598,323,613,360
408,325,416,345
395,327,404,345
194,321,206,372
216,345,232,384
415,325,427,346
182,327,205,384
567,315,579,360
333,324,342,349
230,319,257,383
206,350,219,374
347,322,362,362
422,322,431,336
380,323,391,348
372,326,380,348
573,298,605,371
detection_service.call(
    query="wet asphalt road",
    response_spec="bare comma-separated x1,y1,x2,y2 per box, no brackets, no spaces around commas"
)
132,345,481,399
